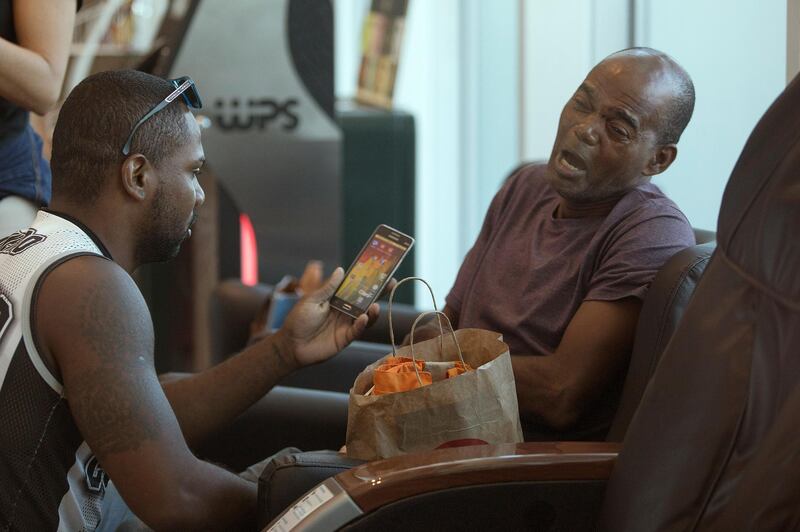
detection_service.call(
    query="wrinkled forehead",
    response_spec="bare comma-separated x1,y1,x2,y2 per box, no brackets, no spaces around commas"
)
584,54,678,111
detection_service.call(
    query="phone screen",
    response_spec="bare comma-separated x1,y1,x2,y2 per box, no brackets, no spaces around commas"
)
331,225,413,317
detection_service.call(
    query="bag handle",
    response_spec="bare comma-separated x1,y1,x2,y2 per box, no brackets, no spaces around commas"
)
388,277,444,357
408,310,465,385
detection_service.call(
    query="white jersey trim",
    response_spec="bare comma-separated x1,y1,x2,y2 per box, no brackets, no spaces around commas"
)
20,250,102,394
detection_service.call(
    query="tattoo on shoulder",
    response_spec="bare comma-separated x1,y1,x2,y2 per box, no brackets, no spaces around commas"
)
77,275,152,364
68,270,161,456
68,367,162,456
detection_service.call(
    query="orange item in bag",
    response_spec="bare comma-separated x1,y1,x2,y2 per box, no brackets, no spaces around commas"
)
373,357,432,396
445,361,474,379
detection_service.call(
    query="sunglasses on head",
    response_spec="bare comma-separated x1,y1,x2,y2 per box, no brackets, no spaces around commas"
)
121,76,203,156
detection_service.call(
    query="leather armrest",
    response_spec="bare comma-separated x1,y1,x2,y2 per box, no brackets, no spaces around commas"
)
259,450,366,528
338,441,619,512
260,442,618,530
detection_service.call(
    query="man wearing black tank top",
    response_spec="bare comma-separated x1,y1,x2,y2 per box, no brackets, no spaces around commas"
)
0,69,376,530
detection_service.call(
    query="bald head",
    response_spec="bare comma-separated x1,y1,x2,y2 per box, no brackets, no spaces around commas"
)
547,47,695,202
598,47,695,145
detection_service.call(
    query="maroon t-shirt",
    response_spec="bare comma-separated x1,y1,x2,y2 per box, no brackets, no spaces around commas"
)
446,163,695,439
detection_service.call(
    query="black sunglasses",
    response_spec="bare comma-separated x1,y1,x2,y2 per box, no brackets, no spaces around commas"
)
121,76,203,156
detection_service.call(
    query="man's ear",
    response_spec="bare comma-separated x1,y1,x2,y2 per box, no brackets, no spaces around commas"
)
643,144,678,177
120,154,154,202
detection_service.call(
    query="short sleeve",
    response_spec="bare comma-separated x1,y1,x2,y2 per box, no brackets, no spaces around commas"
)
585,207,696,303
445,169,525,312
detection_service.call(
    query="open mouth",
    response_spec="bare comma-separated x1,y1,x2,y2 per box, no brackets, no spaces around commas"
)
559,150,587,173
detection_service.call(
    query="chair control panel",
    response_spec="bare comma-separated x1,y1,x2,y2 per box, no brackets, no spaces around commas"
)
263,478,362,532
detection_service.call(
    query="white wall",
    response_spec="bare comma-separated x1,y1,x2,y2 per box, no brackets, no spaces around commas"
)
333,0,369,98
521,0,629,161
460,0,520,248
334,0,520,304
634,0,787,231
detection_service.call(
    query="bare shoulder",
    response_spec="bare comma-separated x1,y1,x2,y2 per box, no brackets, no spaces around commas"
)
36,255,165,458
36,255,154,369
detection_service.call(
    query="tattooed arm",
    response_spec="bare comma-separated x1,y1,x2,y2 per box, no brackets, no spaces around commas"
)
36,256,256,530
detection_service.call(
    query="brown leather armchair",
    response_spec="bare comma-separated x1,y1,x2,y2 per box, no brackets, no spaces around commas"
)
200,194,716,481
202,165,717,524
197,240,714,474
254,241,715,526
259,73,800,530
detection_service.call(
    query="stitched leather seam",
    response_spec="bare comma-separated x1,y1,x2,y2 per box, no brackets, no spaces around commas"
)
718,247,800,312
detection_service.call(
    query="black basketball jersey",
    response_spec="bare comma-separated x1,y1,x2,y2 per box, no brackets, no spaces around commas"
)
0,211,112,531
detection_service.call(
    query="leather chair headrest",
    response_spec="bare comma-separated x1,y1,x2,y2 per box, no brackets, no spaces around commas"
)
717,74,800,309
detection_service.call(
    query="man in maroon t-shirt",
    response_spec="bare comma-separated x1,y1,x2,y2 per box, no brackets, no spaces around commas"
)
413,47,696,440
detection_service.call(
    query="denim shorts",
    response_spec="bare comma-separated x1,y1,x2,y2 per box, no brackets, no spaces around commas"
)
0,124,52,206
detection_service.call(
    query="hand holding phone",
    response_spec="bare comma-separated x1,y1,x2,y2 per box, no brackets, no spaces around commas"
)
330,224,414,318
278,268,376,368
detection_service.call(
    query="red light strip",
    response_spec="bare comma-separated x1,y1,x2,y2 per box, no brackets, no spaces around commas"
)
239,213,259,286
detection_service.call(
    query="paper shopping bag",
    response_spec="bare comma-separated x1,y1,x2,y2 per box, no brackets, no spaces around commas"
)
346,306,523,461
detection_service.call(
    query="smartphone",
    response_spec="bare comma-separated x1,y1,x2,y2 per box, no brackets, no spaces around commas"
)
330,224,414,318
